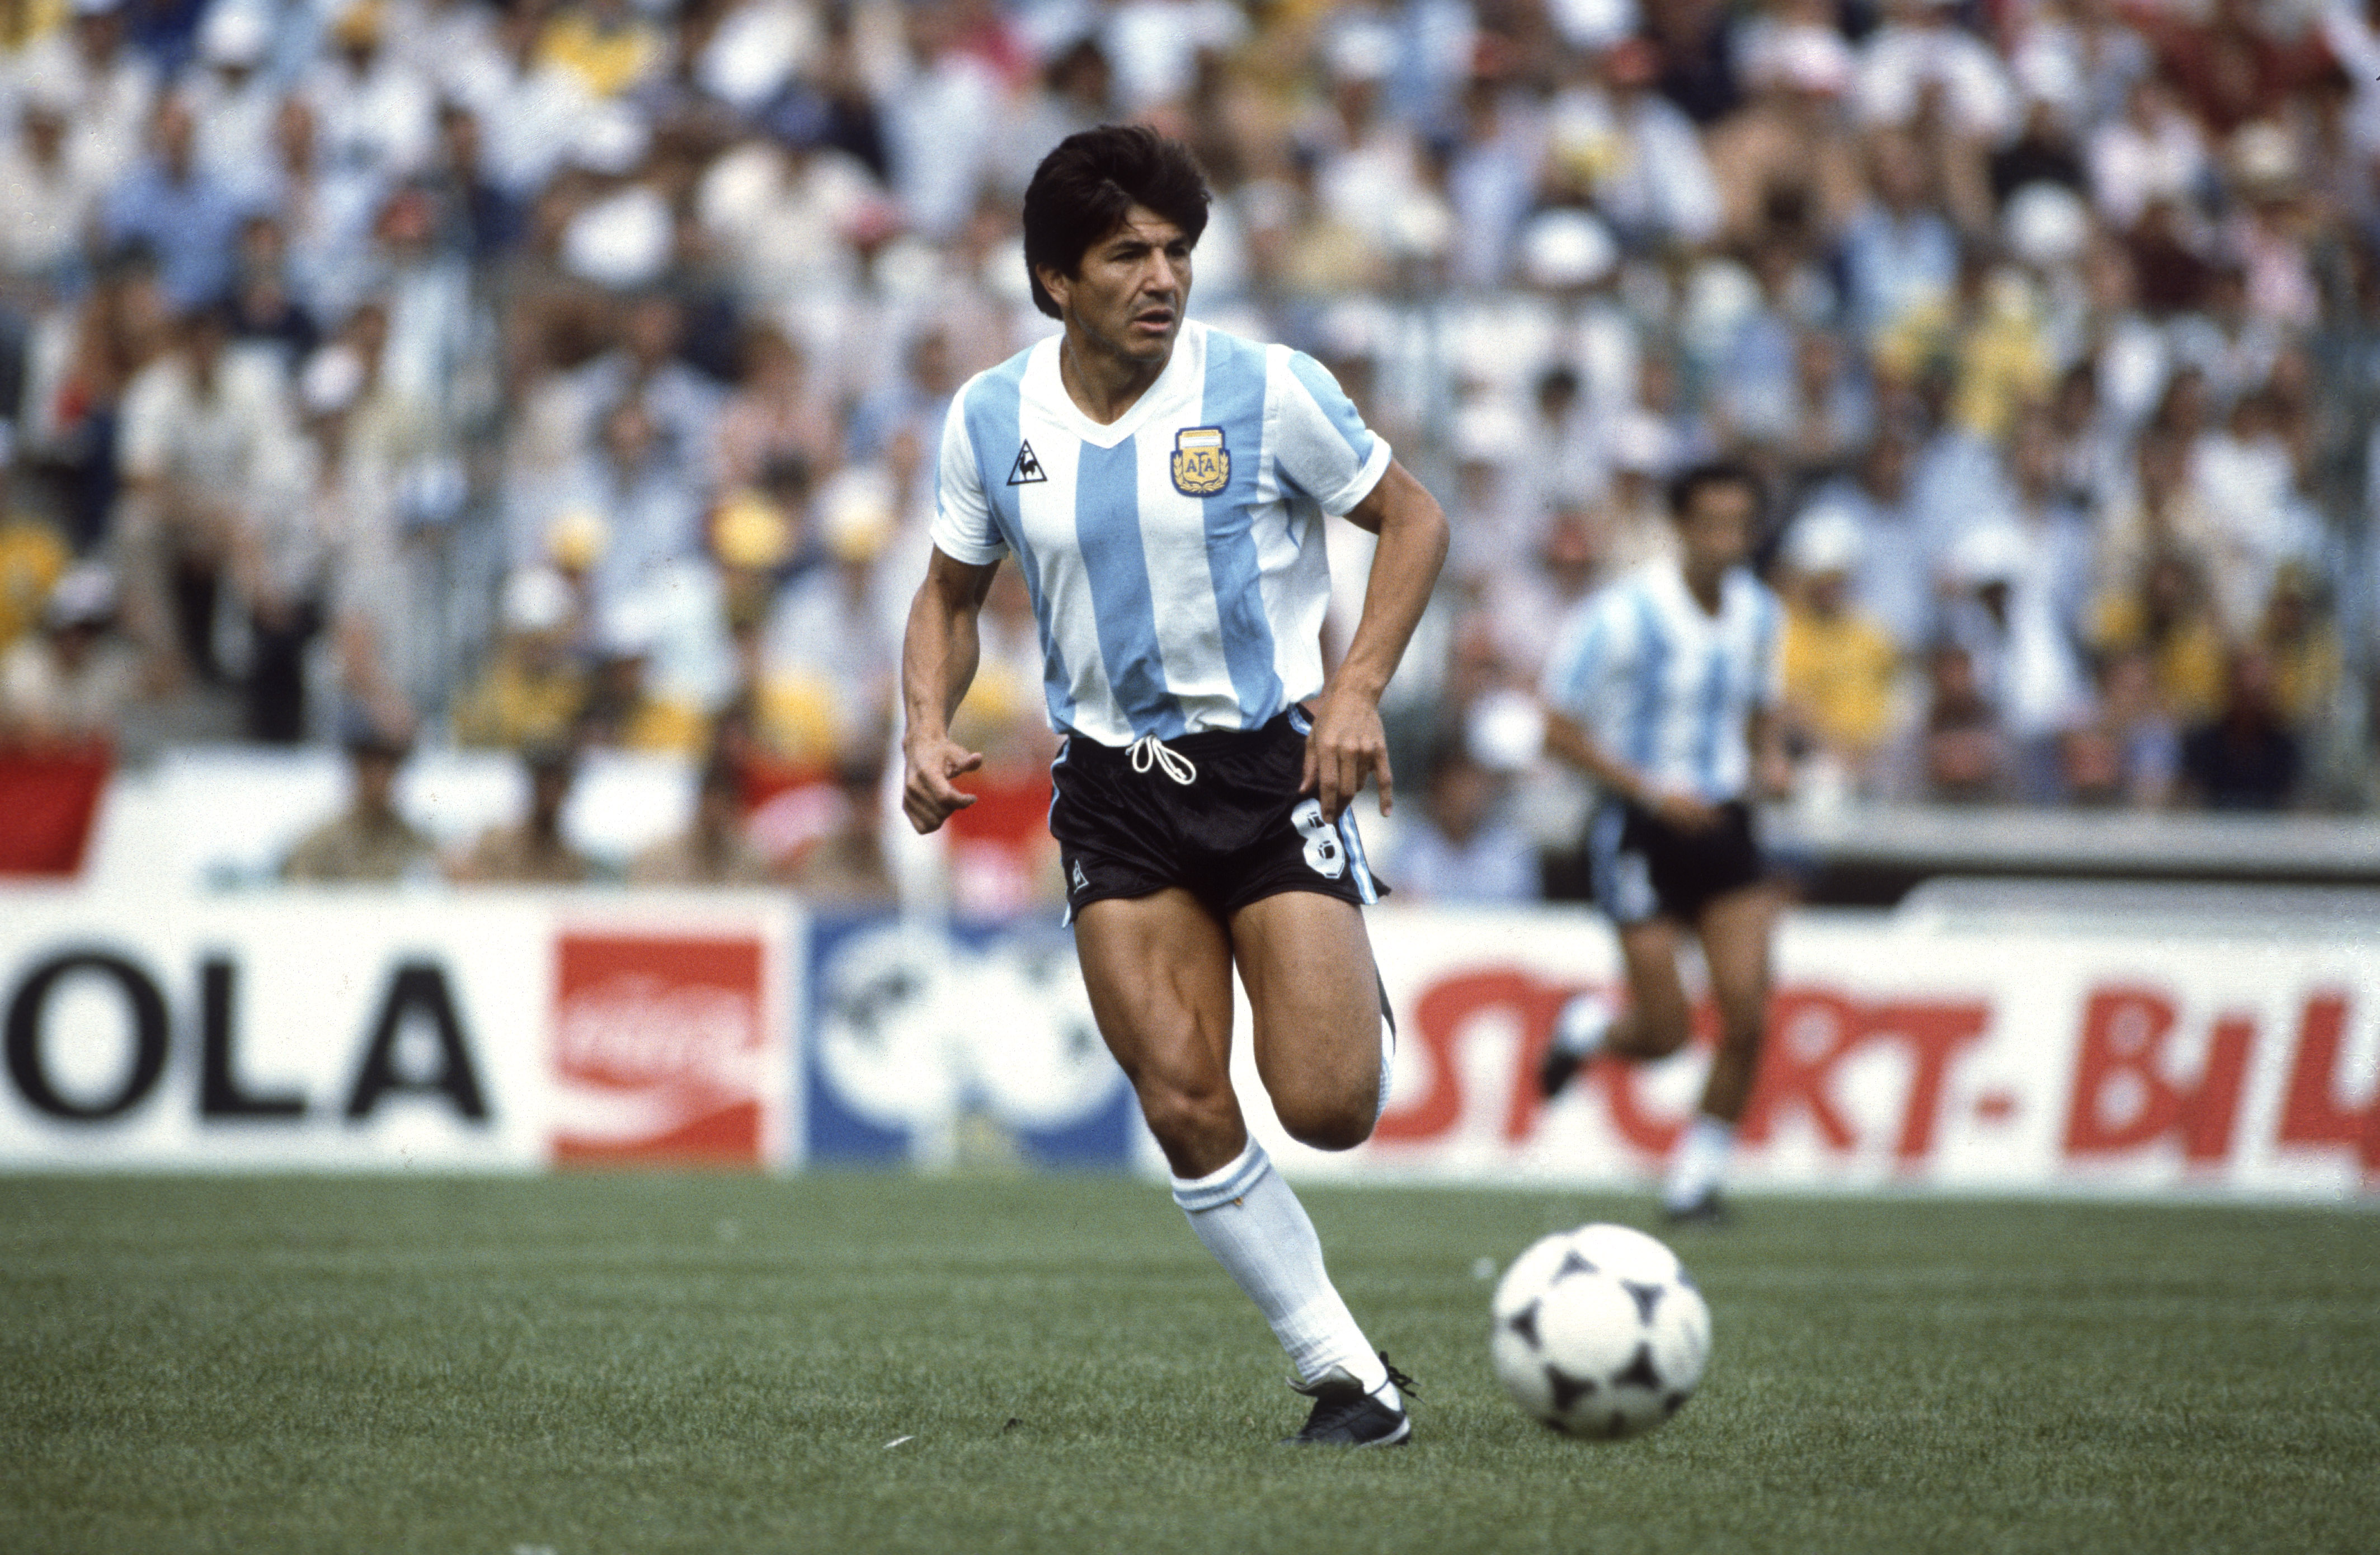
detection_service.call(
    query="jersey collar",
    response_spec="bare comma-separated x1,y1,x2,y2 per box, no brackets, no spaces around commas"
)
1029,320,1204,449
1652,559,1746,632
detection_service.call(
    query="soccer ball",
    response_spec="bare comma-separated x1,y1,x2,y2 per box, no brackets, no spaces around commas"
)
1489,1223,1711,1438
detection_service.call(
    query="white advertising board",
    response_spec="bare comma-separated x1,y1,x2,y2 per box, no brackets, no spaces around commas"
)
1225,906,2380,1203
7,889,2370,1199
0,892,798,1171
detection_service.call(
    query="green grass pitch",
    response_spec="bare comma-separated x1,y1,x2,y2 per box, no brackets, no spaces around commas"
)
3,1174,2376,1554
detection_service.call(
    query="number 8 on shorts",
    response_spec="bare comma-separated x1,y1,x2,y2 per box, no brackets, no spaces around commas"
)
1291,798,1346,878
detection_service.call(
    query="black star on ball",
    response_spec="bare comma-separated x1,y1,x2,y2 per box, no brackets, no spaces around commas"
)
1546,1364,1598,1412
1613,1342,1664,1392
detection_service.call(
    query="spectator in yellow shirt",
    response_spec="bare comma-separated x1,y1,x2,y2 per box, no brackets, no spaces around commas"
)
2090,549,2227,727
0,509,70,654
537,0,664,99
451,566,590,750
1777,508,1904,788
2257,562,2340,733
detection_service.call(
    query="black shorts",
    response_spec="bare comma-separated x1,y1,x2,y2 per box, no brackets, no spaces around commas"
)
1051,707,1385,924
1586,797,1766,927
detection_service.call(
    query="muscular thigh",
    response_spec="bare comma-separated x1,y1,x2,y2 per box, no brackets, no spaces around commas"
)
1074,889,1238,1094
1696,882,1782,1035
1228,891,1381,1108
1614,915,1694,1054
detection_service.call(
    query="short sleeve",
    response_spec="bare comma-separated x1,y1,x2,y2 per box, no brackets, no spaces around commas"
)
1539,588,1632,721
1274,350,1393,518
1751,585,1785,712
927,389,1006,566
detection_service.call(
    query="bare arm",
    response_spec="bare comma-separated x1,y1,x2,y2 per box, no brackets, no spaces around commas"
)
1302,458,1450,820
899,545,1000,834
1542,708,1724,833
1747,706,1794,800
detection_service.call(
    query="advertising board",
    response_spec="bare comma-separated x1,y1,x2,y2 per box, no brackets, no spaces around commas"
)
802,912,1140,1168
0,892,797,1170
4,889,2369,1199
551,897,799,1168
1222,909,2380,1201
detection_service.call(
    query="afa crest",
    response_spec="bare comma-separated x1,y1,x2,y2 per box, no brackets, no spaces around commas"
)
1170,426,1230,496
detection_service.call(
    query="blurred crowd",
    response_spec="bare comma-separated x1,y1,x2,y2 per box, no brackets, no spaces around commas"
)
0,0,2375,898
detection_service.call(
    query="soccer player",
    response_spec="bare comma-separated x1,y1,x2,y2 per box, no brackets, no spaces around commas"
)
900,126,1448,1446
1534,462,1790,1223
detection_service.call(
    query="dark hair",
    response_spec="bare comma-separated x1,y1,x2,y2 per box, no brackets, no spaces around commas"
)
340,706,411,759
1667,459,1763,522
1424,736,1480,786
524,739,578,778
1021,124,1210,320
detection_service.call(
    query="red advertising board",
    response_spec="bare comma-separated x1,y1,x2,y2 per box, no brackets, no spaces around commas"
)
552,932,772,1167
0,746,111,876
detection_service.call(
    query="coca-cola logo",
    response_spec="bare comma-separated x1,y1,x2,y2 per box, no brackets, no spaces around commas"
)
557,974,758,1091
550,932,774,1166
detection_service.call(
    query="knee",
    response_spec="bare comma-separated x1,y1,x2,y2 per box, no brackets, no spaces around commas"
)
1271,1077,1377,1153
1716,1004,1766,1057
1621,994,1694,1059
1133,1068,1239,1158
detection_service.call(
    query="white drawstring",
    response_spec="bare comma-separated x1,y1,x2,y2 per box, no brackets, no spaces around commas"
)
1128,733,1198,786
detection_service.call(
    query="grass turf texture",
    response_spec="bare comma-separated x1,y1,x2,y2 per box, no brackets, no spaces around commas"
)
3,1176,2375,1555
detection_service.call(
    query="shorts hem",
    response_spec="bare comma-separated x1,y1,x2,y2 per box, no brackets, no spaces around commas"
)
1610,875,1772,929
1216,876,1376,918
1062,876,1377,926
1059,873,1179,926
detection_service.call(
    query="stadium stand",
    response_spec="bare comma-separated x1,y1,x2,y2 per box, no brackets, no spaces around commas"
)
1,0,2376,899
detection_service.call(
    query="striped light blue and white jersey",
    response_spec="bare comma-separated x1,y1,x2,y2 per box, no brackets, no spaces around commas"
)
929,320,1393,748
1540,561,1784,805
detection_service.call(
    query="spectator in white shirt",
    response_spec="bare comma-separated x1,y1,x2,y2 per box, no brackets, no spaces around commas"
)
881,0,1000,243
2190,387,2322,638
255,93,387,322
442,0,596,198
301,0,438,179
10,0,157,194
2087,72,2210,231
185,2,281,204
556,396,706,619
565,290,725,483
0,84,105,286
1567,36,1722,252
1939,518,2094,799
1789,424,1935,652
0,560,139,747
113,301,295,684
1102,0,1248,114
1857,0,2019,146
1442,72,1542,290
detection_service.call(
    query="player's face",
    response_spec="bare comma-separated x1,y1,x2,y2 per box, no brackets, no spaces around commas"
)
1677,482,1757,579
1043,204,1192,368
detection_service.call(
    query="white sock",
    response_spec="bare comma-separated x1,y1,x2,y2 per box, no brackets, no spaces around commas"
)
1663,1114,1736,1212
1375,1003,1396,1124
1172,1140,1395,1403
1552,991,1614,1058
